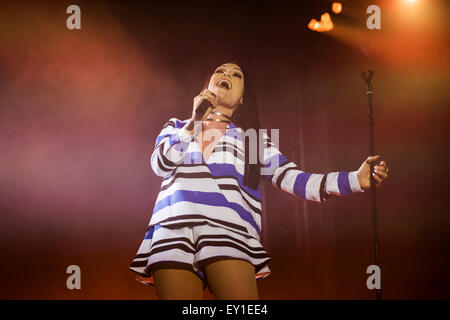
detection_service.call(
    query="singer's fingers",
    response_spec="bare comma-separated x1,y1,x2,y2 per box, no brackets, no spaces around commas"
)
208,90,217,98
365,155,381,164
372,172,382,185
194,91,212,105
200,89,216,96
200,89,216,101
193,95,203,109
374,169,387,179
199,89,214,98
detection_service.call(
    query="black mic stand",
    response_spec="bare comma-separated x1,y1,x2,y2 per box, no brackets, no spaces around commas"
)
362,70,382,300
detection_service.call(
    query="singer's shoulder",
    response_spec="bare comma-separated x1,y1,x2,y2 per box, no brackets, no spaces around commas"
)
162,118,189,129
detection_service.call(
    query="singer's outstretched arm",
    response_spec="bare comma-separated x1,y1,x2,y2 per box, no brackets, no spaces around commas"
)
260,133,365,202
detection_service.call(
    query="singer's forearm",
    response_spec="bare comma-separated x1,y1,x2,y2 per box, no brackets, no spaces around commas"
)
184,119,195,134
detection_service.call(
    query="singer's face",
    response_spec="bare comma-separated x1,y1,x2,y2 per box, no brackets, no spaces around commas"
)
207,63,244,110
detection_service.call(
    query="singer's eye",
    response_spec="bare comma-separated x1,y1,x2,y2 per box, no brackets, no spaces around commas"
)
234,73,242,79
215,69,224,74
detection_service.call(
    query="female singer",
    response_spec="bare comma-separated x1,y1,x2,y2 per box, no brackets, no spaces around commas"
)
129,62,389,299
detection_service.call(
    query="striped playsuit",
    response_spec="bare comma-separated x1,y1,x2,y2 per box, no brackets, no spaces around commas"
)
129,118,364,286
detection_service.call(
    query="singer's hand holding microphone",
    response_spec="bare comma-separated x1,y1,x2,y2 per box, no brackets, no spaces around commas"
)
184,89,217,134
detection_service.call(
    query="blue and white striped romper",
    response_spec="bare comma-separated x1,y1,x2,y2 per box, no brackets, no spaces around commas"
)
129,118,365,286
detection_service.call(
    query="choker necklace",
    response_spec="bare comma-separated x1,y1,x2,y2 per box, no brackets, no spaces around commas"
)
211,111,233,121
204,118,231,124
204,111,232,124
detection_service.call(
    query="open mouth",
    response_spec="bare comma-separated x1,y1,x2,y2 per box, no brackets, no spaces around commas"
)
216,79,232,90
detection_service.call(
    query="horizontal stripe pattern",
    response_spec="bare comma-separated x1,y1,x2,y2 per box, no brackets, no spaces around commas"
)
129,223,272,286
131,118,366,284
148,118,365,239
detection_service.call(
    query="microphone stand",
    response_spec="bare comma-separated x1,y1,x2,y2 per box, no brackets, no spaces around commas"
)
362,70,382,300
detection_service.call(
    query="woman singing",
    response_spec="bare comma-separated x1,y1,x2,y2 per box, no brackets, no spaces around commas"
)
129,62,389,300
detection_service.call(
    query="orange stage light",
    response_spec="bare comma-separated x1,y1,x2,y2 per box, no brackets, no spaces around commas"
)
332,2,343,14
308,12,334,32
308,19,320,31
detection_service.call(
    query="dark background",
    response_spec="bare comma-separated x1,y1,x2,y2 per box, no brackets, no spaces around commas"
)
0,0,448,299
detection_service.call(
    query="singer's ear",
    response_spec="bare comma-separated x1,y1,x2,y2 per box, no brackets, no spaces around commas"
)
239,97,244,105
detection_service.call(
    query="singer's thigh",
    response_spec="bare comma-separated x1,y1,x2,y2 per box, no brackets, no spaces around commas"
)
153,268,204,300
204,259,259,300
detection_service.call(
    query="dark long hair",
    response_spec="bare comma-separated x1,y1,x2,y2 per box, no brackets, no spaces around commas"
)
203,62,262,190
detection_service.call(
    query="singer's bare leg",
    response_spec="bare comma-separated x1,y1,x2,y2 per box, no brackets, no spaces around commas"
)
204,259,259,300
153,269,203,300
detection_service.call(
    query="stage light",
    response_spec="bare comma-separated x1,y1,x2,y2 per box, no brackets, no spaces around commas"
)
307,12,334,32
332,2,343,14
308,19,320,31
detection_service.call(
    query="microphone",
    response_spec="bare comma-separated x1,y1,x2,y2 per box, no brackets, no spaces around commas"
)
195,99,214,117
